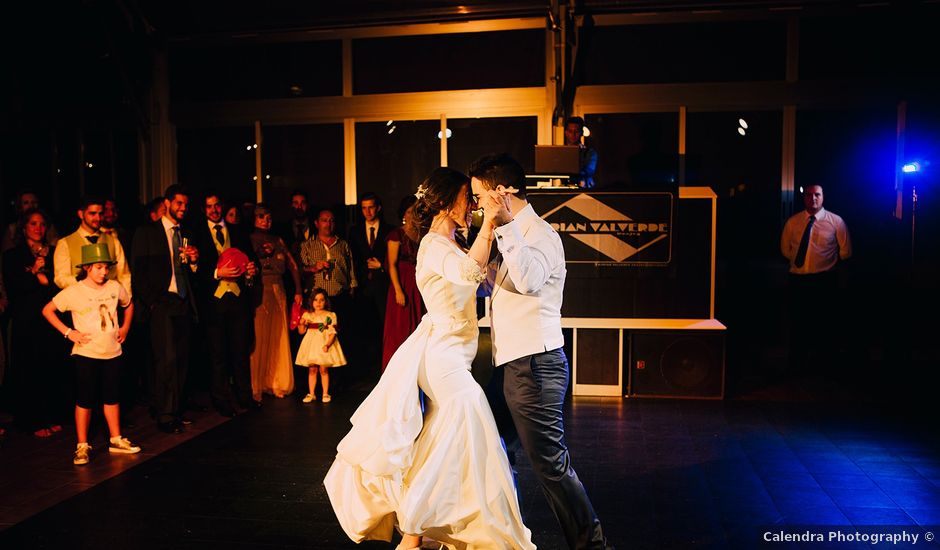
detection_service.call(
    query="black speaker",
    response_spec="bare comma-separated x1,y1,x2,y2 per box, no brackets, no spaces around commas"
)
627,331,725,399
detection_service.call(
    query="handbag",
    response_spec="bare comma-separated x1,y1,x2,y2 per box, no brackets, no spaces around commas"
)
289,301,305,330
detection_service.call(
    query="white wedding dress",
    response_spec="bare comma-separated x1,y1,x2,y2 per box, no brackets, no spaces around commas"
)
324,233,535,550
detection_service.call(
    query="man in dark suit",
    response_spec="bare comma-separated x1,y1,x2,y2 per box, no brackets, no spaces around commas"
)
347,192,391,377
130,184,200,434
278,189,313,266
275,189,311,371
192,192,260,416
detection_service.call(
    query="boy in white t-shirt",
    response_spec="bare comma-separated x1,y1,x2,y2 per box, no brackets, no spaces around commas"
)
42,242,140,465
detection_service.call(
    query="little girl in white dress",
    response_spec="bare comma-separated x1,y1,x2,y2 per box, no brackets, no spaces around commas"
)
295,288,347,403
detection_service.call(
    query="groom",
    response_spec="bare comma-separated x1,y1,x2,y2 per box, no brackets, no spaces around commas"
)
470,153,614,550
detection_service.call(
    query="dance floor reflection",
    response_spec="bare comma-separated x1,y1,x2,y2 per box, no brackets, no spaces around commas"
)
2,387,939,549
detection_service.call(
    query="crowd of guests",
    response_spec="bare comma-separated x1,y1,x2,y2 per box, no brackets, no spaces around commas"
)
0,186,425,462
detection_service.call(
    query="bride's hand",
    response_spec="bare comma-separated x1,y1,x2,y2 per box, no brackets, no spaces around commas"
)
481,189,513,227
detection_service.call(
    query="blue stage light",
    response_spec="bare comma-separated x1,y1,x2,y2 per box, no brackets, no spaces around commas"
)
902,162,920,173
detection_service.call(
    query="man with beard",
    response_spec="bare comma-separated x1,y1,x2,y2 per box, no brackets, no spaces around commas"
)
280,189,313,263
192,192,259,416
131,185,200,434
53,196,131,295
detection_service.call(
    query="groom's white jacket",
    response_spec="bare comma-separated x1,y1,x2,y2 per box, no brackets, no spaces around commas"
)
487,203,566,366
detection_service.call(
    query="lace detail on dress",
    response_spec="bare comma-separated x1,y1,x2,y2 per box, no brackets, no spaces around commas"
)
458,256,487,284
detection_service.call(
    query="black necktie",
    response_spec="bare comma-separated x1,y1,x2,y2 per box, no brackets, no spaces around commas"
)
86,235,99,244
172,226,188,299
794,215,816,268
368,226,376,248
214,224,225,247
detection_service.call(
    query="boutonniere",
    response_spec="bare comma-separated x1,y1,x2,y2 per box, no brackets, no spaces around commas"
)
316,316,333,332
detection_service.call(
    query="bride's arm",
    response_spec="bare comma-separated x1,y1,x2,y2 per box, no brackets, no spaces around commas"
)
434,223,495,286
466,221,495,271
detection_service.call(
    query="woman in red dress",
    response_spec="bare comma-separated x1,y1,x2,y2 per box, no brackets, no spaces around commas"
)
381,196,425,371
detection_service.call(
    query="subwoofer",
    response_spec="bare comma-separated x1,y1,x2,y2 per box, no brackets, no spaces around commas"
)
627,331,725,399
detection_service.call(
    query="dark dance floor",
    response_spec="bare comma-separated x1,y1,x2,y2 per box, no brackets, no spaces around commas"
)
2,381,940,549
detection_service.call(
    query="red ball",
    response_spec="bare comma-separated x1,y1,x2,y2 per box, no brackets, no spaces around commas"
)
217,247,249,272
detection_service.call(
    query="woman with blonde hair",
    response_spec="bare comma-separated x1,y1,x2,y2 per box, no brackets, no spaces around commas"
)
249,204,301,399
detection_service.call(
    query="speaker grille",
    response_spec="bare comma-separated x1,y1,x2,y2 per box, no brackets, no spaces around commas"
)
628,331,725,399
660,337,715,390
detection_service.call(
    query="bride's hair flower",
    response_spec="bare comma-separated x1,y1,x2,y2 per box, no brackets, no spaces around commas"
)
414,185,427,200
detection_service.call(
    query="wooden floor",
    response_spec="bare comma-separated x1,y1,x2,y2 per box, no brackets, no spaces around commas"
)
1,375,939,549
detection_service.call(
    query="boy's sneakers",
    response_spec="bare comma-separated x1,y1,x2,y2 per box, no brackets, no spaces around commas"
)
302,394,315,403
73,442,91,465
109,436,141,454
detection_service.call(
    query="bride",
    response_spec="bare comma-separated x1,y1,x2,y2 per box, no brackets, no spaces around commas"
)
324,167,535,550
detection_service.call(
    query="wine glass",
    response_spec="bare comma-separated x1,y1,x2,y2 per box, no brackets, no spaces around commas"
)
31,243,50,274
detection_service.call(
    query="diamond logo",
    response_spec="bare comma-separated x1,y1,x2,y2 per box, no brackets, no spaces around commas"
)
534,192,672,265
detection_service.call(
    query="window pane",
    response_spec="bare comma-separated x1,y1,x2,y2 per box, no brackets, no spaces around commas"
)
56,131,82,227
795,107,897,248
112,128,140,221
261,124,345,223
81,129,112,199
353,30,544,94
795,107,909,370
686,110,782,261
800,10,937,81
446,117,537,175
584,112,679,188
356,120,441,226
1,129,58,225
177,126,256,204
170,41,342,101
583,21,786,84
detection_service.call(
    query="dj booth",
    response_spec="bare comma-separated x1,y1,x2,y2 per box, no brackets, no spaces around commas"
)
479,187,725,399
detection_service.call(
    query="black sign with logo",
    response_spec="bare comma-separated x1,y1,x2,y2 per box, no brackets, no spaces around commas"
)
529,190,710,319
531,191,674,267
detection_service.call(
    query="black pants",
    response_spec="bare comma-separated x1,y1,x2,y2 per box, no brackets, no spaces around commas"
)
502,349,612,550
149,294,193,423
73,355,122,409
204,293,253,408
355,277,387,373
787,270,839,372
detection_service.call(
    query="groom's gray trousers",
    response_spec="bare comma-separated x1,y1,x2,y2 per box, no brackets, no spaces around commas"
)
501,347,613,550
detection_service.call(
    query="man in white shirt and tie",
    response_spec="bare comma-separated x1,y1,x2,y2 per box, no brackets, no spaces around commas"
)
471,154,613,550
348,192,389,378
780,184,852,373
130,184,200,434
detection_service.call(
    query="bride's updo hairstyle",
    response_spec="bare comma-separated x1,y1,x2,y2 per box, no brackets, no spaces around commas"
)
408,167,471,239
